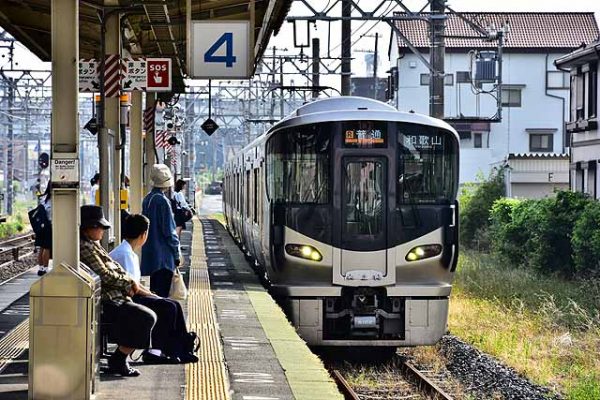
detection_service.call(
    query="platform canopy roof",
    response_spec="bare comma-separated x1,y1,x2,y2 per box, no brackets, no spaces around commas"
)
0,0,292,93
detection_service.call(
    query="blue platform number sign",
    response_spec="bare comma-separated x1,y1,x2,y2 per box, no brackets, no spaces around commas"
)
204,33,237,68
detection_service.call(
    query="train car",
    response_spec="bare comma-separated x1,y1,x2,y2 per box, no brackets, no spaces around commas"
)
223,97,459,346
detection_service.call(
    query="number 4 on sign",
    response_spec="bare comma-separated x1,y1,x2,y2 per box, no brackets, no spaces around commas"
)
204,32,236,67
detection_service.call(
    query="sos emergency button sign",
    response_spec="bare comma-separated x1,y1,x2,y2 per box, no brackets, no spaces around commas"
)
146,58,172,92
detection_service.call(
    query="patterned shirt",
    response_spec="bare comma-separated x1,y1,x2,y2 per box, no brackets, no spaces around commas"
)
80,236,134,305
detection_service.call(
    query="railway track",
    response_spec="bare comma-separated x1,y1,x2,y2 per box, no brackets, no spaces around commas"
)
0,232,35,267
331,358,455,400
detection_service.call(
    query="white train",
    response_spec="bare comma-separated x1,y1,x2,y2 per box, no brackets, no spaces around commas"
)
223,97,459,346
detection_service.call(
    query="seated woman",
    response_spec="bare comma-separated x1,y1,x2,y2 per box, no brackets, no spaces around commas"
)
79,205,156,377
110,213,198,364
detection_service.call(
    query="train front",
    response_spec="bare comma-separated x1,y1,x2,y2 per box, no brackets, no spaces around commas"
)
266,98,459,346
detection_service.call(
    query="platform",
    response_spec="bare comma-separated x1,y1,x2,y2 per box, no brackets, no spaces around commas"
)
0,218,341,400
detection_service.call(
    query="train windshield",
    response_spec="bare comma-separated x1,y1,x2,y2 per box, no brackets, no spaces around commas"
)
266,123,332,204
397,123,458,204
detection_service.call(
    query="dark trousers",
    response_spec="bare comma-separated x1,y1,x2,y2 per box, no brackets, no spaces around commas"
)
133,294,187,355
102,301,157,349
150,268,174,298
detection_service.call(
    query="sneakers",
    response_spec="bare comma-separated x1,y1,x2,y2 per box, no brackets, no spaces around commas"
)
37,266,47,276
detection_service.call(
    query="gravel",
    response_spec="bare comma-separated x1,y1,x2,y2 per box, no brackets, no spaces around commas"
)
0,252,37,283
439,335,562,400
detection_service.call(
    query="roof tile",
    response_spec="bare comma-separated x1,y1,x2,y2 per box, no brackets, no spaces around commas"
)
395,12,599,49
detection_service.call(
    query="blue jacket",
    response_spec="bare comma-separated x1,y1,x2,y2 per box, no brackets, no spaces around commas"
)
141,188,180,275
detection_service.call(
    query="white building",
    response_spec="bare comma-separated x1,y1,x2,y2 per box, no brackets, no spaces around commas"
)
555,40,600,199
389,12,599,194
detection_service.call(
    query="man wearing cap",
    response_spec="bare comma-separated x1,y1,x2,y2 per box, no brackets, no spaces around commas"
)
79,205,157,377
141,164,181,297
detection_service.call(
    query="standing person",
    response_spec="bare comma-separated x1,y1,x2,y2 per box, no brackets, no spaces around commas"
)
90,172,100,205
142,164,181,297
79,205,157,377
172,179,194,238
34,184,52,276
110,214,198,363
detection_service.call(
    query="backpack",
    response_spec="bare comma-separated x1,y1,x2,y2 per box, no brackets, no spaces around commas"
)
28,204,49,235
171,197,193,226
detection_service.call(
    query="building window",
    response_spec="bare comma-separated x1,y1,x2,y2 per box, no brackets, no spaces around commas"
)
419,74,453,86
458,130,471,140
444,74,454,86
457,71,471,83
501,88,522,107
473,133,483,148
529,134,553,152
575,72,585,120
588,65,597,119
546,71,570,89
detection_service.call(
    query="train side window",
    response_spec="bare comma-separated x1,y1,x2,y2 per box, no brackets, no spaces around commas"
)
246,170,251,218
397,124,458,205
253,168,259,223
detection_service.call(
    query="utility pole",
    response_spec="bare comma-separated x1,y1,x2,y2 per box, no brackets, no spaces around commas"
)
312,38,320,99
430,0,446,119
341,0,352,95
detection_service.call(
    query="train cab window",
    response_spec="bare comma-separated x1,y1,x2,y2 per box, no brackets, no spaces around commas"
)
343,160,385,235
397,124,458,204
266,123,332,204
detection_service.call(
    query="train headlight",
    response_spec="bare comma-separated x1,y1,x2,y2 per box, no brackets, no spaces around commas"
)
285,244,323,262
405,244,442,262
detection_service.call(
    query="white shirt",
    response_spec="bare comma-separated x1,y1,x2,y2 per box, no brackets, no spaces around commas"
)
109,240,140,283
90,184,99,205
173,191,189,209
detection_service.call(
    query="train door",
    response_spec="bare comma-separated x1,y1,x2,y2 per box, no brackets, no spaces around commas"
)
339,157,388,279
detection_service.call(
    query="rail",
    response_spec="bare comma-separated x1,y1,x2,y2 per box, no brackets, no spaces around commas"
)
331,358,454,400
331,370,360,400
400,359,454,400
0,232,35,267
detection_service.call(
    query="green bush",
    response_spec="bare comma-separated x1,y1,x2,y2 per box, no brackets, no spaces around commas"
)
531,191,590,276
459,169,505,249
490,191,592,277
490,198,542,268
572,201,600,274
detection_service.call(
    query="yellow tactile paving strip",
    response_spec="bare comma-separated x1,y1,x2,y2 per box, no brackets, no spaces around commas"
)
186,218,230,400
244,285,343,400
0,319,28,373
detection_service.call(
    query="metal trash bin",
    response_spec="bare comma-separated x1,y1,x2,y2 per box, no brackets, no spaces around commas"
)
29,261,101,399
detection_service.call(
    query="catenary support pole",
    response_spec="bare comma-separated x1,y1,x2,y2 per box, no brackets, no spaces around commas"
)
144,92,157,194
6,78,13,215
105,0,121,245
130,90,143,214
341,0,352,96
430,0,446,118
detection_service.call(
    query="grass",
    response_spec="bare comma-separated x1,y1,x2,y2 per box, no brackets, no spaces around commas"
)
450,252,600,399
0,200,35,239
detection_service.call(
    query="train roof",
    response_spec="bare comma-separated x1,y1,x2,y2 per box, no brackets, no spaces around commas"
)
271,96,458,135
228,97,459,167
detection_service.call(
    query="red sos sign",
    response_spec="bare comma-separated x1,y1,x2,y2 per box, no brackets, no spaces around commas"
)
146,58,172,92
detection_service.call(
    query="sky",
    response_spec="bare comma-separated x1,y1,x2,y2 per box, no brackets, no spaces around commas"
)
1,0,600,86
267,0,600,90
